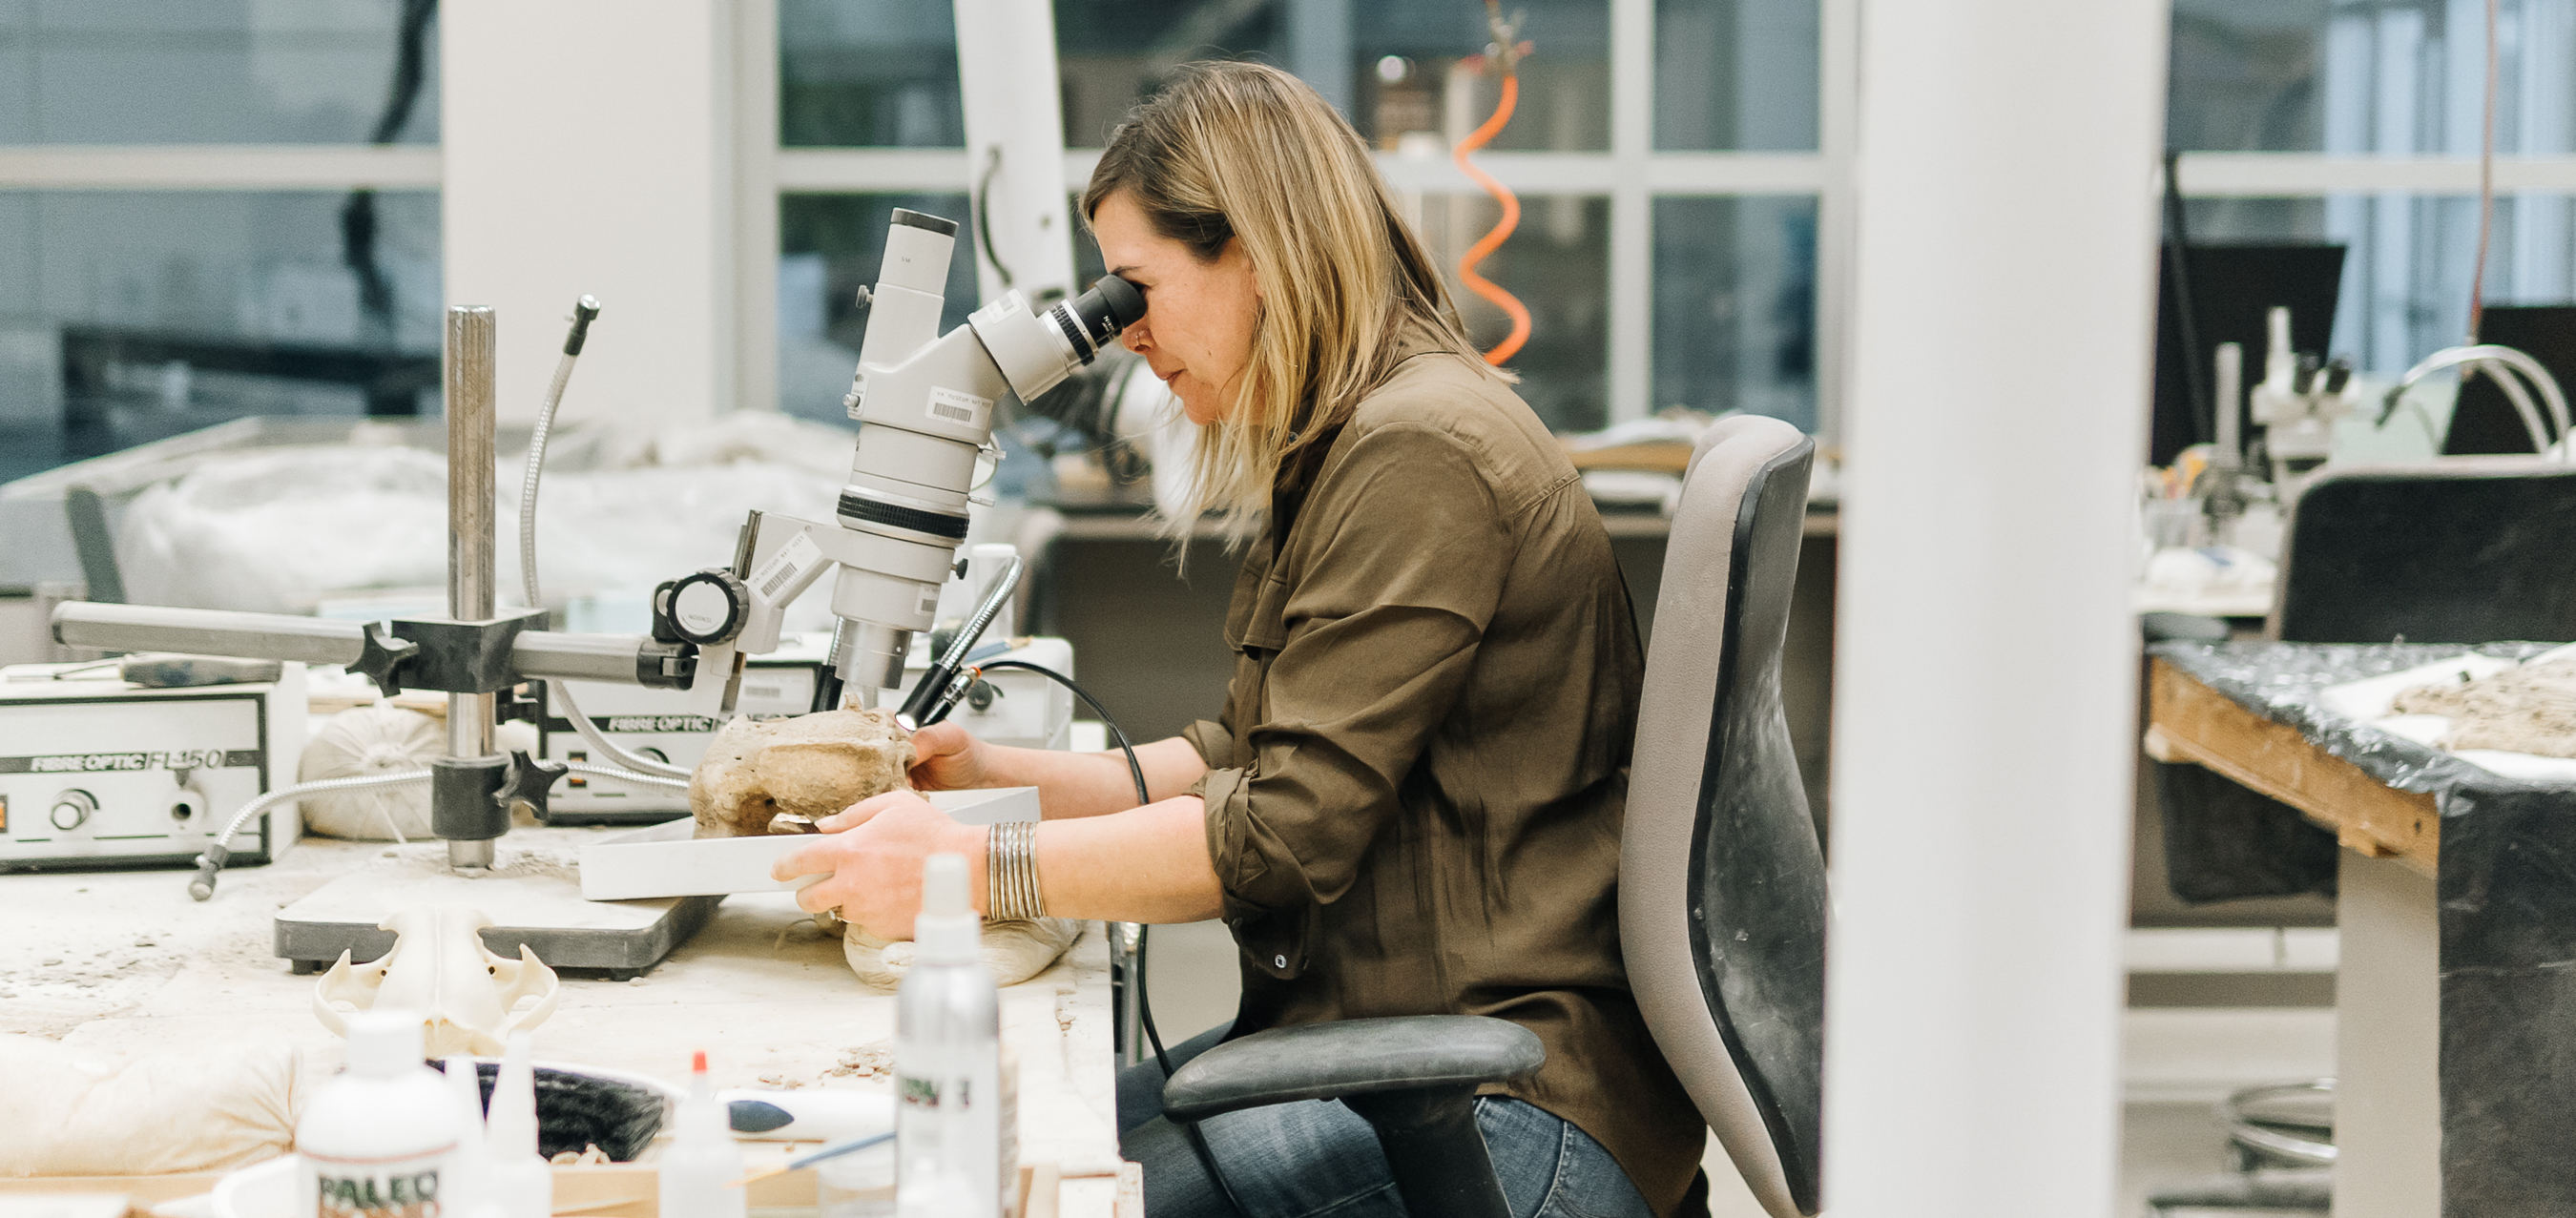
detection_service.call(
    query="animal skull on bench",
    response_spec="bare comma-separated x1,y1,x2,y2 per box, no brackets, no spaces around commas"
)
313,905,561,1056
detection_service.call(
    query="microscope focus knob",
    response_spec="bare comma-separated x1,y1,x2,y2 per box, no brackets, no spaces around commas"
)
50,789,97,832
658,568,750,647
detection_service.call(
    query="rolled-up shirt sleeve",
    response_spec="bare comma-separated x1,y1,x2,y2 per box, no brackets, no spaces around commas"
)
1200,423,1512,978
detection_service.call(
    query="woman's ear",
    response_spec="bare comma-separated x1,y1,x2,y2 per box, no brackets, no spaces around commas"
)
1220,235,1262,302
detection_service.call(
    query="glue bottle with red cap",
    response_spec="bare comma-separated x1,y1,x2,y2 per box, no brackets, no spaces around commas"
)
659,1050,746,1218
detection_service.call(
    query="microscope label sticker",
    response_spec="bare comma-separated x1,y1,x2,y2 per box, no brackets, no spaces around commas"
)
925,386,993,429
750,532,825,608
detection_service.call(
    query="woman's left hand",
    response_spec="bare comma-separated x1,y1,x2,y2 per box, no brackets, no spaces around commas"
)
771,790,983,940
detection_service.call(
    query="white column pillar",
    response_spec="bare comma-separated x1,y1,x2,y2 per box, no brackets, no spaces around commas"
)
440,0,737,424
1823,3,2169,1216
956,0,1077,308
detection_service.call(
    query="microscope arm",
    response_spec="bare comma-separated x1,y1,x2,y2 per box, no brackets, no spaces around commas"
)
50,602,696,692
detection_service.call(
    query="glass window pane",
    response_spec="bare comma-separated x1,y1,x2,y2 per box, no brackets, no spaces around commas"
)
0,189,442,484
2184,192,2576,376
779,0,964,148
1058,1,1290,147
778,193,978,423
1652,195,1817,429
778,0,1612,151
1057,0,1610,152
1409,192,1610,433
1652,0,1819,151
1346,3,1610,153
2169,0,2576,155
0,1,441,145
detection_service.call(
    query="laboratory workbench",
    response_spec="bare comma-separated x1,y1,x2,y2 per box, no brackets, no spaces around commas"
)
0,827,1133,1215
2149,643,2576,1218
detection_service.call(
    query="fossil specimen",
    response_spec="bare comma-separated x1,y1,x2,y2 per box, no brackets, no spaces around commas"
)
689,708,915,836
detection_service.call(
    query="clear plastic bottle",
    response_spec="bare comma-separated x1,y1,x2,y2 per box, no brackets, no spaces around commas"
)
297,1010,463,1218
658,1051,746,1218
441,1055,494,1218
894,854,1002,1218
486,1032,553,1218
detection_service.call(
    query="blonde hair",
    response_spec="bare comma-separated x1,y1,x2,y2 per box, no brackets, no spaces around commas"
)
1082,61,1506,540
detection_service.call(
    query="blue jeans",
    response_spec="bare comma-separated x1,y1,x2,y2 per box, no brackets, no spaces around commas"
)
1118,1023,1658,1218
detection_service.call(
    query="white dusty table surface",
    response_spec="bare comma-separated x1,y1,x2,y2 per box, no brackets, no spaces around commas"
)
0,826,1128,1211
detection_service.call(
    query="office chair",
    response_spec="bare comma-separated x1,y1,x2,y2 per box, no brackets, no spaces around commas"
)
1620,415,1826,1218
1161,415,1828,1218
2272,459,2576,645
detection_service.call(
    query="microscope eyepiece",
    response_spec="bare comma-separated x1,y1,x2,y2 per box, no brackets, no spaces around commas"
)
889,208,960,237
1047,276,1146,366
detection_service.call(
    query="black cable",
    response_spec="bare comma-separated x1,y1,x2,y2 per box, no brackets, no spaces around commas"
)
2162,148,2215,449
970,658,1250,1216
979,660,1148,807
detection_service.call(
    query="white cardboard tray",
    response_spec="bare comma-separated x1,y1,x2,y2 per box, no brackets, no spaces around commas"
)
577,787,1039,900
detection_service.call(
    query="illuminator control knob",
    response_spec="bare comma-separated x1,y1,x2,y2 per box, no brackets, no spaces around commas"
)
655,568,750,647
50,790,96,832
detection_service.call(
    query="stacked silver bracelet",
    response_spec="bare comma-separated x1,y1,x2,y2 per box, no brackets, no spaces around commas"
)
986,820,1045,921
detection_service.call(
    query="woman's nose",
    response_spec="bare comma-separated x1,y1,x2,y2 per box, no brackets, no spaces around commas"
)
1120,320,1152,354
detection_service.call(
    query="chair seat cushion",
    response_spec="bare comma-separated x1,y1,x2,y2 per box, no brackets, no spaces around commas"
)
1160,1015,1544,1122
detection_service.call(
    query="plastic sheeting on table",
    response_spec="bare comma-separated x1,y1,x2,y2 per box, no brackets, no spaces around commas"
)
2150,640,2567,797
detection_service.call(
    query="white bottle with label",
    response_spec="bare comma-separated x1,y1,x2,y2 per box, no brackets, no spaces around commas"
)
298,1010,463,1218
894,854,1002,1218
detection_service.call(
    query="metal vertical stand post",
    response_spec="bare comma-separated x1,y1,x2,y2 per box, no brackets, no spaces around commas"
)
434,305,509,872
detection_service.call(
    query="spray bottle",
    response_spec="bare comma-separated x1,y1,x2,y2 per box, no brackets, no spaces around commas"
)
659,1051,747,1218
894,853,1002,1218
296,1010,463,1218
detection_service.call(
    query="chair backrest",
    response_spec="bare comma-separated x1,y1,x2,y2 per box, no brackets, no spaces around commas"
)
1620,415,1827,1218
2275,459,2576,644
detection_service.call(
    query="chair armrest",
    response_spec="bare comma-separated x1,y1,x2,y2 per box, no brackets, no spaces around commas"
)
1160,1015,1544,1123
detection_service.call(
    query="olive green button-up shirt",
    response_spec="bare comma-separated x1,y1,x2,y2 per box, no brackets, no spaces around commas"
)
1182,339,1707,1216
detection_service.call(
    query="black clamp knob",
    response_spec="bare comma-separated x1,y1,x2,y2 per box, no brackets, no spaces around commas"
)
494,751,571,823
351,622,420,696
654,568,750,647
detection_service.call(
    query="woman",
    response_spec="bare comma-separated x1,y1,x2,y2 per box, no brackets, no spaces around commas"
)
777,61,1704,1218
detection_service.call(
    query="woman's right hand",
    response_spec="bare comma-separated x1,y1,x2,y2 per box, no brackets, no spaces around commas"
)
907,720,1002,792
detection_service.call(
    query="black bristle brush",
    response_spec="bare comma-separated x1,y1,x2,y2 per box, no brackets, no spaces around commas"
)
429,1060,669,1163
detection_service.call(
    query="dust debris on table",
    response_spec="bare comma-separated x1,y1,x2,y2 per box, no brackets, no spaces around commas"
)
823,1042,893,1078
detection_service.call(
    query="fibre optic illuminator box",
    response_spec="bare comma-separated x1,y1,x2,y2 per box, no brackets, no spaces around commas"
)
0,662,304,871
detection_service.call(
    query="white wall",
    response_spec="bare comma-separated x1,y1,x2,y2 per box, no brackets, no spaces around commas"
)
440,0,736,424
1823,0,2170,1214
